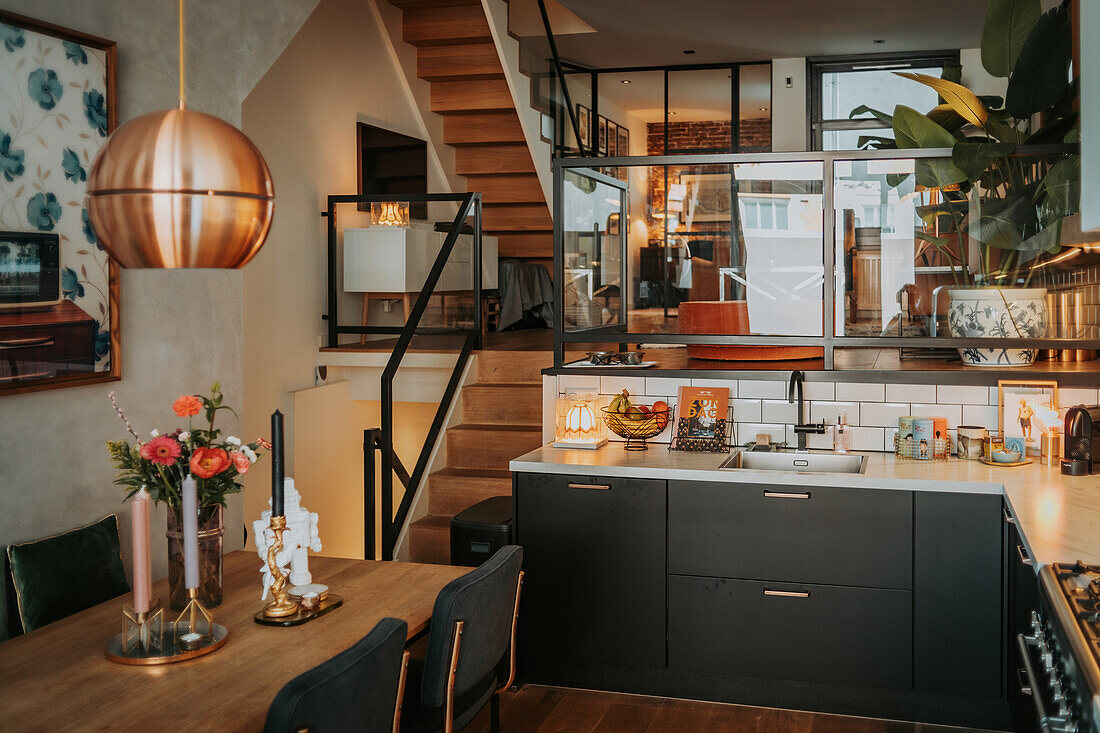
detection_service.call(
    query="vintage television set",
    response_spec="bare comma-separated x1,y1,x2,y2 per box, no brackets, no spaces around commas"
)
0,231,61,310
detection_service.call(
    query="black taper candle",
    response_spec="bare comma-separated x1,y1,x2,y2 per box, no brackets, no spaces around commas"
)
271,410,284,516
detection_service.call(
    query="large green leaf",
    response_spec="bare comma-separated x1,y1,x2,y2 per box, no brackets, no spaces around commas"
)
895,73,988,127
1015,220,1063,265
1024,111,1078,145
892,105,958,149
981,0,1041,77
927,104,968,132
1005,2,1071,118
1036,156,1080,227
966,195,1037,250
848,105,893,125
856,134,897,150
952,141,1016,183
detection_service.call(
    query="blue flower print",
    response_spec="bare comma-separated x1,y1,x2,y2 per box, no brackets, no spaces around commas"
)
84,90,108,136
62,148,86,182
61,267,84,299
0,23,24,52
62,41,87,65
0,132,24,182
27,192,62,231
82,207,99,247
93,321,110,357
28,68,63,111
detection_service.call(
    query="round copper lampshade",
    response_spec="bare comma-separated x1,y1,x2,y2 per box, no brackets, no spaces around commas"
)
86,107,274,269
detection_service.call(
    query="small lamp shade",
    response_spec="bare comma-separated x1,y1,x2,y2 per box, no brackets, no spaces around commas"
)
86,107,274,269
371,201,409,227
553,393,607,449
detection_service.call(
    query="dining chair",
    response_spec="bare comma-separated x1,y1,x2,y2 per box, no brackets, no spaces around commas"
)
6,514,130,635
401,545,524,733
264,617,411,733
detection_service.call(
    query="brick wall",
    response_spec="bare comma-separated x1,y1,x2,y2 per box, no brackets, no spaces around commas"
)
646,118,771,154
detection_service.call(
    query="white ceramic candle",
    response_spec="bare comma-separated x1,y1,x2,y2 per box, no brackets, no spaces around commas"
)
182,474,199,590
131,487,153,613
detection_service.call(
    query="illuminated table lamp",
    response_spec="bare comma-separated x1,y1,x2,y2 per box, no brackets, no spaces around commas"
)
372,201,409,227
553,393,607,450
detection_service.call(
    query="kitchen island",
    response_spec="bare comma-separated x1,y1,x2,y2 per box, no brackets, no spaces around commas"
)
509,444,1100,731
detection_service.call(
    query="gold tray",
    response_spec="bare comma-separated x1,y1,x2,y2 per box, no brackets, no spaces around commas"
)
105,622,228,665
254,594,343,627
979,457,1034,468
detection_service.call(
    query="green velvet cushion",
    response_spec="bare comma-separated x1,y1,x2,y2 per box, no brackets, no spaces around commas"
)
7,514,130,634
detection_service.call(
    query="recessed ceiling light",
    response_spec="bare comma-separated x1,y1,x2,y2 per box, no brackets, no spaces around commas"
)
683,49,696,55
621,79,631,84
758,107,767,112
873,39,885,44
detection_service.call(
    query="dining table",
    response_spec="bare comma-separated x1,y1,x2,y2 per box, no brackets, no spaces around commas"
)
0,550,470,732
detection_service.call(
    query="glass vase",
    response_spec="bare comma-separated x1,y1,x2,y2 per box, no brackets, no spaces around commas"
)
166,503,224,610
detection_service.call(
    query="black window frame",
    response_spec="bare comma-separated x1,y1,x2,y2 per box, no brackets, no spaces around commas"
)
808,50,960,151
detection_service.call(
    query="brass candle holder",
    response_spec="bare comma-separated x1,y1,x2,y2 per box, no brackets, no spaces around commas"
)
173,587,214,644
122,599,164,655
262,515,300,618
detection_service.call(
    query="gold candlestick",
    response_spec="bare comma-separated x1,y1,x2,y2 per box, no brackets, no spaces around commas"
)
173,587,213,643
263,515,299,618
122,599,164,655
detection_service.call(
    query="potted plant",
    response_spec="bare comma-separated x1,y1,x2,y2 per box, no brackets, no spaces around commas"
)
854,0,1079,366
107,384,268,609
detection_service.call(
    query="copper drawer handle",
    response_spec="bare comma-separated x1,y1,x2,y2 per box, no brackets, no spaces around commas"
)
763,491,811,499
0,336,54,350
1017,544,1033,567
1003,505,1016,524
763,588,810,598
567,483,610,490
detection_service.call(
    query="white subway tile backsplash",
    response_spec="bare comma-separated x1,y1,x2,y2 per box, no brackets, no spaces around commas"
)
810,401,859,425
760,399,797,424
860,402,911,427
730,399,762,423
962,405,999,430
599,376,647,396
803,382,835,401
691,378,738,396
559,375,600,393
886,383,936,403
1059,388,1099,408
644,377,691,397
937,385,990,405
910,403,963,427
850,426,885,452
740,423,787,445
805,430,833,450
739,380,785,399
835,382,885,402
989,386,1000,404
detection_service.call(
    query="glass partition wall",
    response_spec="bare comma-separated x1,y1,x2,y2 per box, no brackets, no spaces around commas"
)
554,145,1099,381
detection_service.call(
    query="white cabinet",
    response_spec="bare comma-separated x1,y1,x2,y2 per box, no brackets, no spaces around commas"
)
343,225,498,294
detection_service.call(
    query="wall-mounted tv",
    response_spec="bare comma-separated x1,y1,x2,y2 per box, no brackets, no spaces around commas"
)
357,123,428,220
0,232,61,310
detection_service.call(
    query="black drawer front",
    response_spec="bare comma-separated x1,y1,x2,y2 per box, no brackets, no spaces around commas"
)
669,575,912,690
669,481,913,589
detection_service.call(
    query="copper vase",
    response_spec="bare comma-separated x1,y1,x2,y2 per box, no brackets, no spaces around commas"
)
166,504,224,610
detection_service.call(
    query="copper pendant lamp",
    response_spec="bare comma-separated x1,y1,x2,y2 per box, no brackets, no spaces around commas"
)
86,0,274,268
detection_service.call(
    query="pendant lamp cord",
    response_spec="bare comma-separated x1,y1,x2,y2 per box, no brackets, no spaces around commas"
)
178,0,186,108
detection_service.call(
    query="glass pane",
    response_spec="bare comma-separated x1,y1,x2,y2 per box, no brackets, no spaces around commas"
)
593,70,660,158
822,127,895,152
564,72,592,155
821,66,942,122
667,68,733,152
562,169,625,332
739,64,771,152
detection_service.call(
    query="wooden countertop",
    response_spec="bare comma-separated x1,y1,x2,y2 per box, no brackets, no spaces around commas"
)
0,551,468,732
511,444,1100,567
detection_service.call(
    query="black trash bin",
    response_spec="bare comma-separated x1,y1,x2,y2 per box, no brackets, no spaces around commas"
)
449,496,512,567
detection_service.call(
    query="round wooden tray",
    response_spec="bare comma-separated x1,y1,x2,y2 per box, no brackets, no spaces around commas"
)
978,456,1033,468
105,622,228,665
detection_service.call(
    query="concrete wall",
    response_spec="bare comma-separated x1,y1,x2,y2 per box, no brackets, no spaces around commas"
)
0,0,316,636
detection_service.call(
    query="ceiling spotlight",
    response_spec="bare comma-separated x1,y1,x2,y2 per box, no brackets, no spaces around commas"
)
621,79,632,84
683,49,696,55
758,107,767,112
873,39,886,44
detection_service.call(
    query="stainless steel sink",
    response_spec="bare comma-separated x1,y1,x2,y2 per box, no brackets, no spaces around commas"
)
719,450,867,474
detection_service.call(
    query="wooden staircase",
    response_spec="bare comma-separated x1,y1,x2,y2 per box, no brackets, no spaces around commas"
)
408,348,551,564
391,0,553,266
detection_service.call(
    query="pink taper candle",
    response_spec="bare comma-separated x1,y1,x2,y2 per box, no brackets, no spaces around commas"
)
182,474,199,589
131,487,153,613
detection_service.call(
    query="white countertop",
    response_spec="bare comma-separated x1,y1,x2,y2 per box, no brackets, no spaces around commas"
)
510,444,1100,567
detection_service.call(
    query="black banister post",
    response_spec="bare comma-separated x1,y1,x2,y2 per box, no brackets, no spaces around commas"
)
363,428,380,560
326,199,338,348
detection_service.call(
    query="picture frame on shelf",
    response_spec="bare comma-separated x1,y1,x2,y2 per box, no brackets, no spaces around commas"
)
597,115,608,155
616,125,630,156
607,121,619,156
998,380,1059,456
576,104,591,151
0,10,120,396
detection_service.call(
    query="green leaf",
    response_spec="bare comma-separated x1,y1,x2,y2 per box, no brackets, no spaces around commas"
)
1005,2,1072,118
886,173,911,189
1024,111,1078,145
856,134,897,150
952,141,1016,183
966,195,1037,250
895,73,988,128
984,117,1025,144
978,95,1005,109
1064,123,1080,144
926,104,968,133
914,159,967,190
892,105,958,149
940,63,963,85
1036,156,1080,227
848,104,893,125
1015,220,1063,264
981,0,1041,77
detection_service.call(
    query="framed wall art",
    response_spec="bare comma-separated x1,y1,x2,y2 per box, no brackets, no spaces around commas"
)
597,115,608,155
0,11,119,395
607,121,619,156
616,125,629,156
998,380,1059,456
576,104,591,151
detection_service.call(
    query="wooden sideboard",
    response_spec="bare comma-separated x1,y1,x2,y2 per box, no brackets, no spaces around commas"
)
0,300,96,383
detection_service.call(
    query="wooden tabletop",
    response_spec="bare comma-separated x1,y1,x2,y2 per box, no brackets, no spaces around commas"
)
0,551,469,732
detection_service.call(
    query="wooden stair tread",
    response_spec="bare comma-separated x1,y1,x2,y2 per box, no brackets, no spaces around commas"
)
464,173,544,203
443,114,527,146
391,0,480,8
433,466,513,479
401,4,492,47
464,381,541,390
448,423,541,433
410,513,451,531
418,44,504,81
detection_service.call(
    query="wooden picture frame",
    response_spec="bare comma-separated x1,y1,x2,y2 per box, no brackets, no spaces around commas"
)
576,104,591,151
607,121,619,156
597,115,608,155
617,125,630,156
0,10,120,396
998,380,1059,456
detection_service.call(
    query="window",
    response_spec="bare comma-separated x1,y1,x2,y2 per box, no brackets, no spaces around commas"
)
809,52,959,151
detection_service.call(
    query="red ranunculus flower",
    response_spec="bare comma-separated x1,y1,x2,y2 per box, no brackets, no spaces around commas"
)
190,447,230,478
139,435,182,465
173,395,203,417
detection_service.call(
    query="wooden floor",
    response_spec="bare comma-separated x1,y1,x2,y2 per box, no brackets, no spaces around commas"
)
463,685,994,733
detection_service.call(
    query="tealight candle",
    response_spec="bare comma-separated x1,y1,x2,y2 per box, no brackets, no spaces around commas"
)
300,592,320,612
179,632,203,651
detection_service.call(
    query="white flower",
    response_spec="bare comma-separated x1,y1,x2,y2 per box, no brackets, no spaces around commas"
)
178,431,190,441
226,436,241,446
242,446,257,463
150,429,159,438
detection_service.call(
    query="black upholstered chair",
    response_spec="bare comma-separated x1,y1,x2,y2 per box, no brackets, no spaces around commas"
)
6,514,130,635
401,545,524,733
264,617,411,733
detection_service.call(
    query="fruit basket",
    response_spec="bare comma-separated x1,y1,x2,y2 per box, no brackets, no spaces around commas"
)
602,404,671,451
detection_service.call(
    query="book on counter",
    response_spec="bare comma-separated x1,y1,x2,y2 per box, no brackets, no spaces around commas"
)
671,385,730,452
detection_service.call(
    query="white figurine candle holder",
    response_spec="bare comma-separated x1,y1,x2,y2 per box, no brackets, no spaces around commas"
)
253,478,324,600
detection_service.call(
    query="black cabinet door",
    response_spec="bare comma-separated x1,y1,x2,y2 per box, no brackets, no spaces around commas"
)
514,472,667,669
1004,502,1040,729
913,491,1003,698
669,575,912,689
669,481,913,589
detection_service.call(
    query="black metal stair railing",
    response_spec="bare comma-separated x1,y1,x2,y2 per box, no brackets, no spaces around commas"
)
323,192,482,560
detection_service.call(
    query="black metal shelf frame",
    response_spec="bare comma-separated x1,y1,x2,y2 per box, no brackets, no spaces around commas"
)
552,144,1095,378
